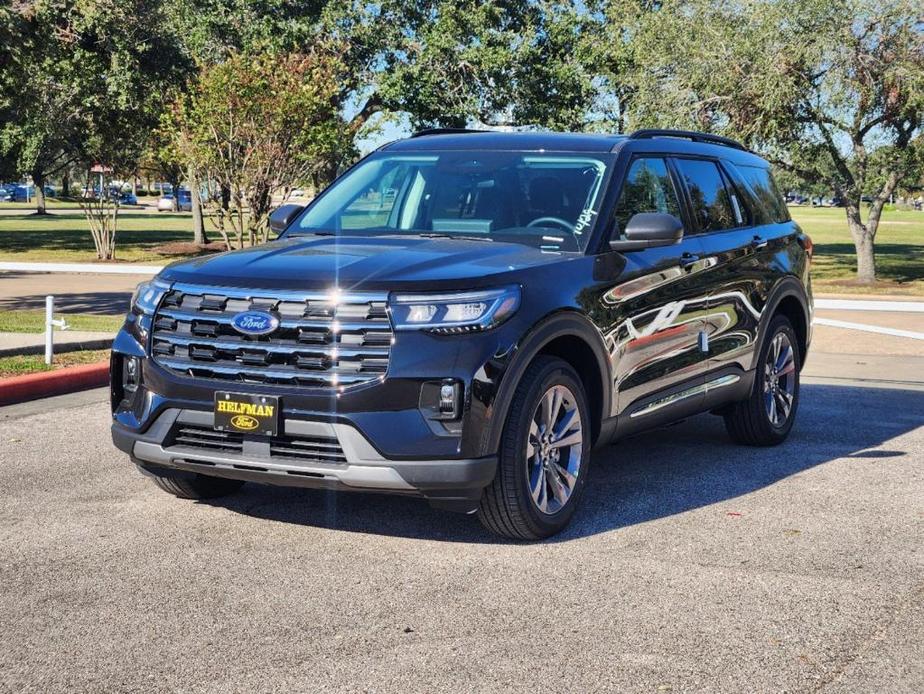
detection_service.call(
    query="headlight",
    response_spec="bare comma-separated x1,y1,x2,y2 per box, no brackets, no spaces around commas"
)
131,278,170,315
390,286,520,333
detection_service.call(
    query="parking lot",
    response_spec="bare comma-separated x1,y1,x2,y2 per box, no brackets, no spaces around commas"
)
1,317,922,693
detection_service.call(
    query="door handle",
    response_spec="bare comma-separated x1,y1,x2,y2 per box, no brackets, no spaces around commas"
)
680,252,700,269
751,235,768,250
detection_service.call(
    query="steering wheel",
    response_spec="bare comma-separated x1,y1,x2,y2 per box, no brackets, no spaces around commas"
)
527,216,575,233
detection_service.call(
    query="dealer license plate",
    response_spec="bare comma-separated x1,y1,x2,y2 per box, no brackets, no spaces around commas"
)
214,392,279,436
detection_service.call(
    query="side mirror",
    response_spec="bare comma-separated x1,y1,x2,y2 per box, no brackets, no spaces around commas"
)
269,203,304,235
609,213,684,252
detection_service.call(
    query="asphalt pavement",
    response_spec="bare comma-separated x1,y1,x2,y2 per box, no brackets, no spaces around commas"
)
0,271,141,315
0,348,922,692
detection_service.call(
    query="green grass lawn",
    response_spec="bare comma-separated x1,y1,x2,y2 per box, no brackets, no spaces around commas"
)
0,202,921,294
0,310,123,333
0,348,110,377
789,206,924,295
0,209,198,263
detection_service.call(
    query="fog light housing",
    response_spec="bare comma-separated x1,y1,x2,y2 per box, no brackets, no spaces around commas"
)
420,379,463,422
439,382,460,418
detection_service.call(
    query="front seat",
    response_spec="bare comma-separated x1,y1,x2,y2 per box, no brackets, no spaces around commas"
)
527,176,567,220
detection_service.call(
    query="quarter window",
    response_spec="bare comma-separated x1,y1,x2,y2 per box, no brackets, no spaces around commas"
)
613,158,682,237
675,159,744,232
735,164,790,224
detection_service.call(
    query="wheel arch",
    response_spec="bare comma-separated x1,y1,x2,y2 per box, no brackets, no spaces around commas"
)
480,310,612,456
756,277,811,371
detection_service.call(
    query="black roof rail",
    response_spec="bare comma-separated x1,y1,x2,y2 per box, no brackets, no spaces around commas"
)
410,128,486,138
629,129,747,152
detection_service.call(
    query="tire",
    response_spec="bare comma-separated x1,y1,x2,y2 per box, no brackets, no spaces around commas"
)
724,314,801,446
478,356,591,540
145,468,245,500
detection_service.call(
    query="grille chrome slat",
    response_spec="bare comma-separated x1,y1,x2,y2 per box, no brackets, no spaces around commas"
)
152,285,393,388
157,308,389,332
157,358,382,384
151,333,390,357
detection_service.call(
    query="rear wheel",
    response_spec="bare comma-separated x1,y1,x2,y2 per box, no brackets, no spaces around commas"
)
144,468,245,500
724,315,800,446
478,356,590,540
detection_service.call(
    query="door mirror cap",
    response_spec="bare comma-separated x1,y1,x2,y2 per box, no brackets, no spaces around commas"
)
269,203,304,235
609,213,684,252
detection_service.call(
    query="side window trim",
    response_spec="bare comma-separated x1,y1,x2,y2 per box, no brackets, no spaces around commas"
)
717,162,748,227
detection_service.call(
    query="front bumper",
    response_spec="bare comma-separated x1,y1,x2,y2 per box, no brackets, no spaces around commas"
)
113,407,497,511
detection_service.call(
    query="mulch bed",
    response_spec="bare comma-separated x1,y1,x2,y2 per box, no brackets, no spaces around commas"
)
152,241,227,256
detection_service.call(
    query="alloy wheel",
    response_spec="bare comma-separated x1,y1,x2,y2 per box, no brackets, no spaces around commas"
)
526,384,583,515
763,331,797,427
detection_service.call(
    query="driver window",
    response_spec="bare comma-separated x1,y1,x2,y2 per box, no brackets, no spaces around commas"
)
613,158,681,238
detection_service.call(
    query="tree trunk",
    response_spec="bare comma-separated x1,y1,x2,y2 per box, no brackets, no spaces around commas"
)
845,204,876,283
32,170,47,215
61,171,70,198
188,164,208,245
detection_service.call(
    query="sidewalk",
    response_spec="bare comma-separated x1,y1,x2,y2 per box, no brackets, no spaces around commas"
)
0,329,114,357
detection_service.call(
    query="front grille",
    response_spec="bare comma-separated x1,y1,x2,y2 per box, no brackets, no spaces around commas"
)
168,423,347,465
151,284,393,388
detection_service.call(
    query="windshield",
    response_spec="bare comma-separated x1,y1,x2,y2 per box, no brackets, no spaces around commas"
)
290,151,612,252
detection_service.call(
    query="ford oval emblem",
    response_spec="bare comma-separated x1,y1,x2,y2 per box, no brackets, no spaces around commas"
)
231,310,279,336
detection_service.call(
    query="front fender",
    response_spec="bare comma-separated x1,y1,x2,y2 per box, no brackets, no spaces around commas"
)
471,310,612,458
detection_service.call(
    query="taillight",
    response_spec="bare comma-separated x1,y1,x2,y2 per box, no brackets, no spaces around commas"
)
800,234,814,261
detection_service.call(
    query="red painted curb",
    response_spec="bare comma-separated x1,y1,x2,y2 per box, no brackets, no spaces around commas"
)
0,361,110,406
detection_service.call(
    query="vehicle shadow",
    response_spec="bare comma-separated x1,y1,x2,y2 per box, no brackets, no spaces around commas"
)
0,290,130,315
204,383,924,543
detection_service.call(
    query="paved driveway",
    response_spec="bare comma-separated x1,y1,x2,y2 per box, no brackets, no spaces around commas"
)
1,354,922,692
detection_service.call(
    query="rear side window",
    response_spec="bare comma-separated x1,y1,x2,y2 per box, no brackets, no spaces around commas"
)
675,159,743,232
613,157,682,236
735,164,790,224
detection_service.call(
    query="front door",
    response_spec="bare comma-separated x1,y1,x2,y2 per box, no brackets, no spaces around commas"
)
596,156,712,423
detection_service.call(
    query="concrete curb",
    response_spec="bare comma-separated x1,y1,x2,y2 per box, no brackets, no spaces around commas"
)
0,338,113,358
0,261,163,275
0,361,109,406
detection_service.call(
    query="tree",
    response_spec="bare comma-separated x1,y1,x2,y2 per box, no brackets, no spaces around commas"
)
177,48,348,249
615,0,924,283
0,1,88,214
166,1,607,188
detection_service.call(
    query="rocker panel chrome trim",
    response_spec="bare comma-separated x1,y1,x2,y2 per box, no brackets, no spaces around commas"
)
628,373,741,418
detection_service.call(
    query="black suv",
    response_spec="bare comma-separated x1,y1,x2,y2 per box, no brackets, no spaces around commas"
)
111,129,812,540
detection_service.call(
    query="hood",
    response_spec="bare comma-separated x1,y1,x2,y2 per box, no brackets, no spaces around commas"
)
159,235,576,290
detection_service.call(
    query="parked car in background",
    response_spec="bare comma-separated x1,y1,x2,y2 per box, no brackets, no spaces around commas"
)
111,128,813,540
119,191,138,206
11,184,54,201
157,194,175,211
0,186,12,202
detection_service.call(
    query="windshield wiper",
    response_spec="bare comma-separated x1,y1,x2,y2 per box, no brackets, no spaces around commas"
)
287,230,337,237
412,232,493,242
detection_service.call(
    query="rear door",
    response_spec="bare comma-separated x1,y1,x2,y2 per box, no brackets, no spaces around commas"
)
672,157,772,379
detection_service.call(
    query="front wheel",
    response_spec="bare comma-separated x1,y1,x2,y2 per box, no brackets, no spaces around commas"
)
724,315,801,446
478,356,590,540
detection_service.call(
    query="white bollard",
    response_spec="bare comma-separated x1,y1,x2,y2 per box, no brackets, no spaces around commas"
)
45,295,54,365
44,295,68,365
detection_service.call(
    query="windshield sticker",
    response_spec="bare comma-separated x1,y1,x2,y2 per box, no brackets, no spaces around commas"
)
574,208,597,235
